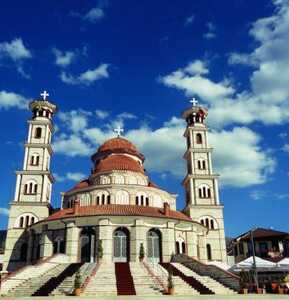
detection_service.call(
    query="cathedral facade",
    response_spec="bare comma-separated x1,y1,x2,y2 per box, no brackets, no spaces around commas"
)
2,94,227,272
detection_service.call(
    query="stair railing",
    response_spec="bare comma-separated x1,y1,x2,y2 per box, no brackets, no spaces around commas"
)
142,260,167,293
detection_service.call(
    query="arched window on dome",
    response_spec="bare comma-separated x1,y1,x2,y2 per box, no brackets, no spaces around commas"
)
96,191,110,205
115,190,129,205
115,175,124,185
136,192,149,206
14,213,38,228
100,176,111,185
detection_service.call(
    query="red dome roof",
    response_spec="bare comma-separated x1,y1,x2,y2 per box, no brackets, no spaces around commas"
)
94,154,144,174
98,137,138,153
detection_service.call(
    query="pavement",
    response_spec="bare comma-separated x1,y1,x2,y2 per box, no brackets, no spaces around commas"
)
0,296,289,300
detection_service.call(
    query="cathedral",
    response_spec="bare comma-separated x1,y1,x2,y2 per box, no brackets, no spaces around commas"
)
2,93,227,273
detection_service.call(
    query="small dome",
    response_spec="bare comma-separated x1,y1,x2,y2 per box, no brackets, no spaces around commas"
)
98,137,138,153
95,154,144,174
92,137,145,162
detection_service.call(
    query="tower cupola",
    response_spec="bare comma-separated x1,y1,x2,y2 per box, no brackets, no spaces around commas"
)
29,91,57,120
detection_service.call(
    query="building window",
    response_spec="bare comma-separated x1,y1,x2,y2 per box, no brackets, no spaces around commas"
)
206,244,212,261
96,192,110,205
24,181,37,195
35,127,42,139
210,219,215,229
19,216,24,228
198,184,211,198
30,154,40,166
239,243,244,255
136,192,149,206
196,133,202,144
200,217,217,230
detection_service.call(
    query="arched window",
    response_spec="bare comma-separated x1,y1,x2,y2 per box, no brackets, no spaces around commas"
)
196,133,202,144
210,219,215,229
96,196,100,205
24,181,37,195
182,242,186,254
136,196,139,205
141,195,144,205
96,191,111,205
202,161,206,169
205,218,209,228
30,154,40,166
146,197,149,206
25,215,29,227
136,192,148,206
35,127,42,139
19,216,24,228
102,194,105,204
200,219,204,226
198,184,211,198
197,160,202,169
115,190,129,205
206,244,212,261
107,195,111,204
31,217,35,225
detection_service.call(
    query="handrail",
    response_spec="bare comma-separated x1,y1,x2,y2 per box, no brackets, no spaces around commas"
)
81,263,100,292
143,260,167,293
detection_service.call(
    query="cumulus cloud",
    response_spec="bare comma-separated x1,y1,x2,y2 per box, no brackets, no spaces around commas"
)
58,110,92,133
54,110,275,188
160,60,234,103
0,91,29,110
60,63,109,86
184,14,195,26
0,207,9,216
95,109,109,119
282,144,289,153
52,48,76,67
0,38,32,78
53,134,93,157
0,38,32,61
203,22,217,39
54,172,86,182
84,7,105,22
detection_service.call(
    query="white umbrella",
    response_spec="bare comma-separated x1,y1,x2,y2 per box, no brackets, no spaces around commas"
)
230,256,277,272
277,257,289,267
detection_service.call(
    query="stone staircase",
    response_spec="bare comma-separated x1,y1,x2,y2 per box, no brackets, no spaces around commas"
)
146,262,199,295
129,262,163,295
50,263,95,296
172,262,236,295
83,262,117,296
173,254,240,292
6,263,69,297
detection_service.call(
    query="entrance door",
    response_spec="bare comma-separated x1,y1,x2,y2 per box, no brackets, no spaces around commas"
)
113,229,128,262
147,230,161,263
80,228,96,263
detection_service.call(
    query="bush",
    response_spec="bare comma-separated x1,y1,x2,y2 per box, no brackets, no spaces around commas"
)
97,240,103,260
74,270,82,289
139,243,145,260
167,265,174,289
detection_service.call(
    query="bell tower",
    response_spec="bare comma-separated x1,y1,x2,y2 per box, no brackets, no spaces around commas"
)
182,98,227,263
3,91,57,272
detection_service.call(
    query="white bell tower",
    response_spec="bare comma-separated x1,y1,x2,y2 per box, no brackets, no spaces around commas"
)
3,91,57,272
182,98,227,263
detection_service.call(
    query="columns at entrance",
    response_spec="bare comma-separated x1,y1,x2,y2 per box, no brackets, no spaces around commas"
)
66,221,81,263
98,218,112,262
40,225,53,259
131,219,146,262
162,221,175,262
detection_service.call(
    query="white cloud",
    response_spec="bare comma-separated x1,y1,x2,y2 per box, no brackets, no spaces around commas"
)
250,190,267,200
228,52,258,66
84,7,105,22
185,14,195,26
0,38,32,78
0,207,9,216
52,48,76,67
58,110,92,133
282,144,289,153
53,134,93,157
0,38,32,61
95,109,109,119
54,172,86,182
203,22,216,39
61,63,109,86
0,91,29,110
117,112,137,120
160,60,234,103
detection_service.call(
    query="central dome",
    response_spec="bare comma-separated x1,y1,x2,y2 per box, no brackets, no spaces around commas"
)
98,137,138,153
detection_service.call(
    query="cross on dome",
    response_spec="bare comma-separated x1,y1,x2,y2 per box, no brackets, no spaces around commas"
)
190,97,198,107
40,90,49,100
114,126,124,137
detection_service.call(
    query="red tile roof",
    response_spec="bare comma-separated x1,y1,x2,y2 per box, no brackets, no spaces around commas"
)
44,204,194,223
68,179,90,192
236,228,289,241
98,137,138,153
94,154,145,174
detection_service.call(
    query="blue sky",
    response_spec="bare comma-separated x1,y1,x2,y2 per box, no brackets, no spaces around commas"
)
0,0,289,238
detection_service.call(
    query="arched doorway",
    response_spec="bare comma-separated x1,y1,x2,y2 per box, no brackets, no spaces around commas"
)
113,227,130,262
80,227,96,262
147,229,162,263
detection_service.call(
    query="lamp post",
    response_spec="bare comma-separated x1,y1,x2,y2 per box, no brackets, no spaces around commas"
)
250,228,259,290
